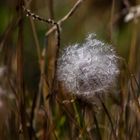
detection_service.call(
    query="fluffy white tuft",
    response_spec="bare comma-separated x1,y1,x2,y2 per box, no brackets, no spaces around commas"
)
57,34,119,103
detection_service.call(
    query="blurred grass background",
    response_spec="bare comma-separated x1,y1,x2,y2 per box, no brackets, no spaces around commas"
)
0,0,140,140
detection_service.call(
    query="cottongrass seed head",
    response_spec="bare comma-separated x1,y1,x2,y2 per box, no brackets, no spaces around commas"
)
57,34,120,103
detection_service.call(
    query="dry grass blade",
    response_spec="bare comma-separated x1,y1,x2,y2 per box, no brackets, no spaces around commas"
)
98,96,117,140
16,0,29,139
93,109,102,140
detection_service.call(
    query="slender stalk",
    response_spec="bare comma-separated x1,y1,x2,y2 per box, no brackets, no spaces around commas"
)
110,0,115,41
45,0,84,36
16,0,29,139
93,110,102,140
98,96,117,140
128,22,138,73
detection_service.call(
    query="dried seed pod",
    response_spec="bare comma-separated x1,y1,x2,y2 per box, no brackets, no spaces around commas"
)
57,34,120,103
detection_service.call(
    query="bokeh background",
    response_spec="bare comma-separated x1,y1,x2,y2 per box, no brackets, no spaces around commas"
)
0,0,140,140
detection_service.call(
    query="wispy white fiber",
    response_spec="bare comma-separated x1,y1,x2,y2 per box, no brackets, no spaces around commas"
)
57,34,119,102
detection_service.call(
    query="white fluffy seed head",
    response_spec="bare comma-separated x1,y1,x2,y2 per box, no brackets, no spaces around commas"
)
57,34,120,103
